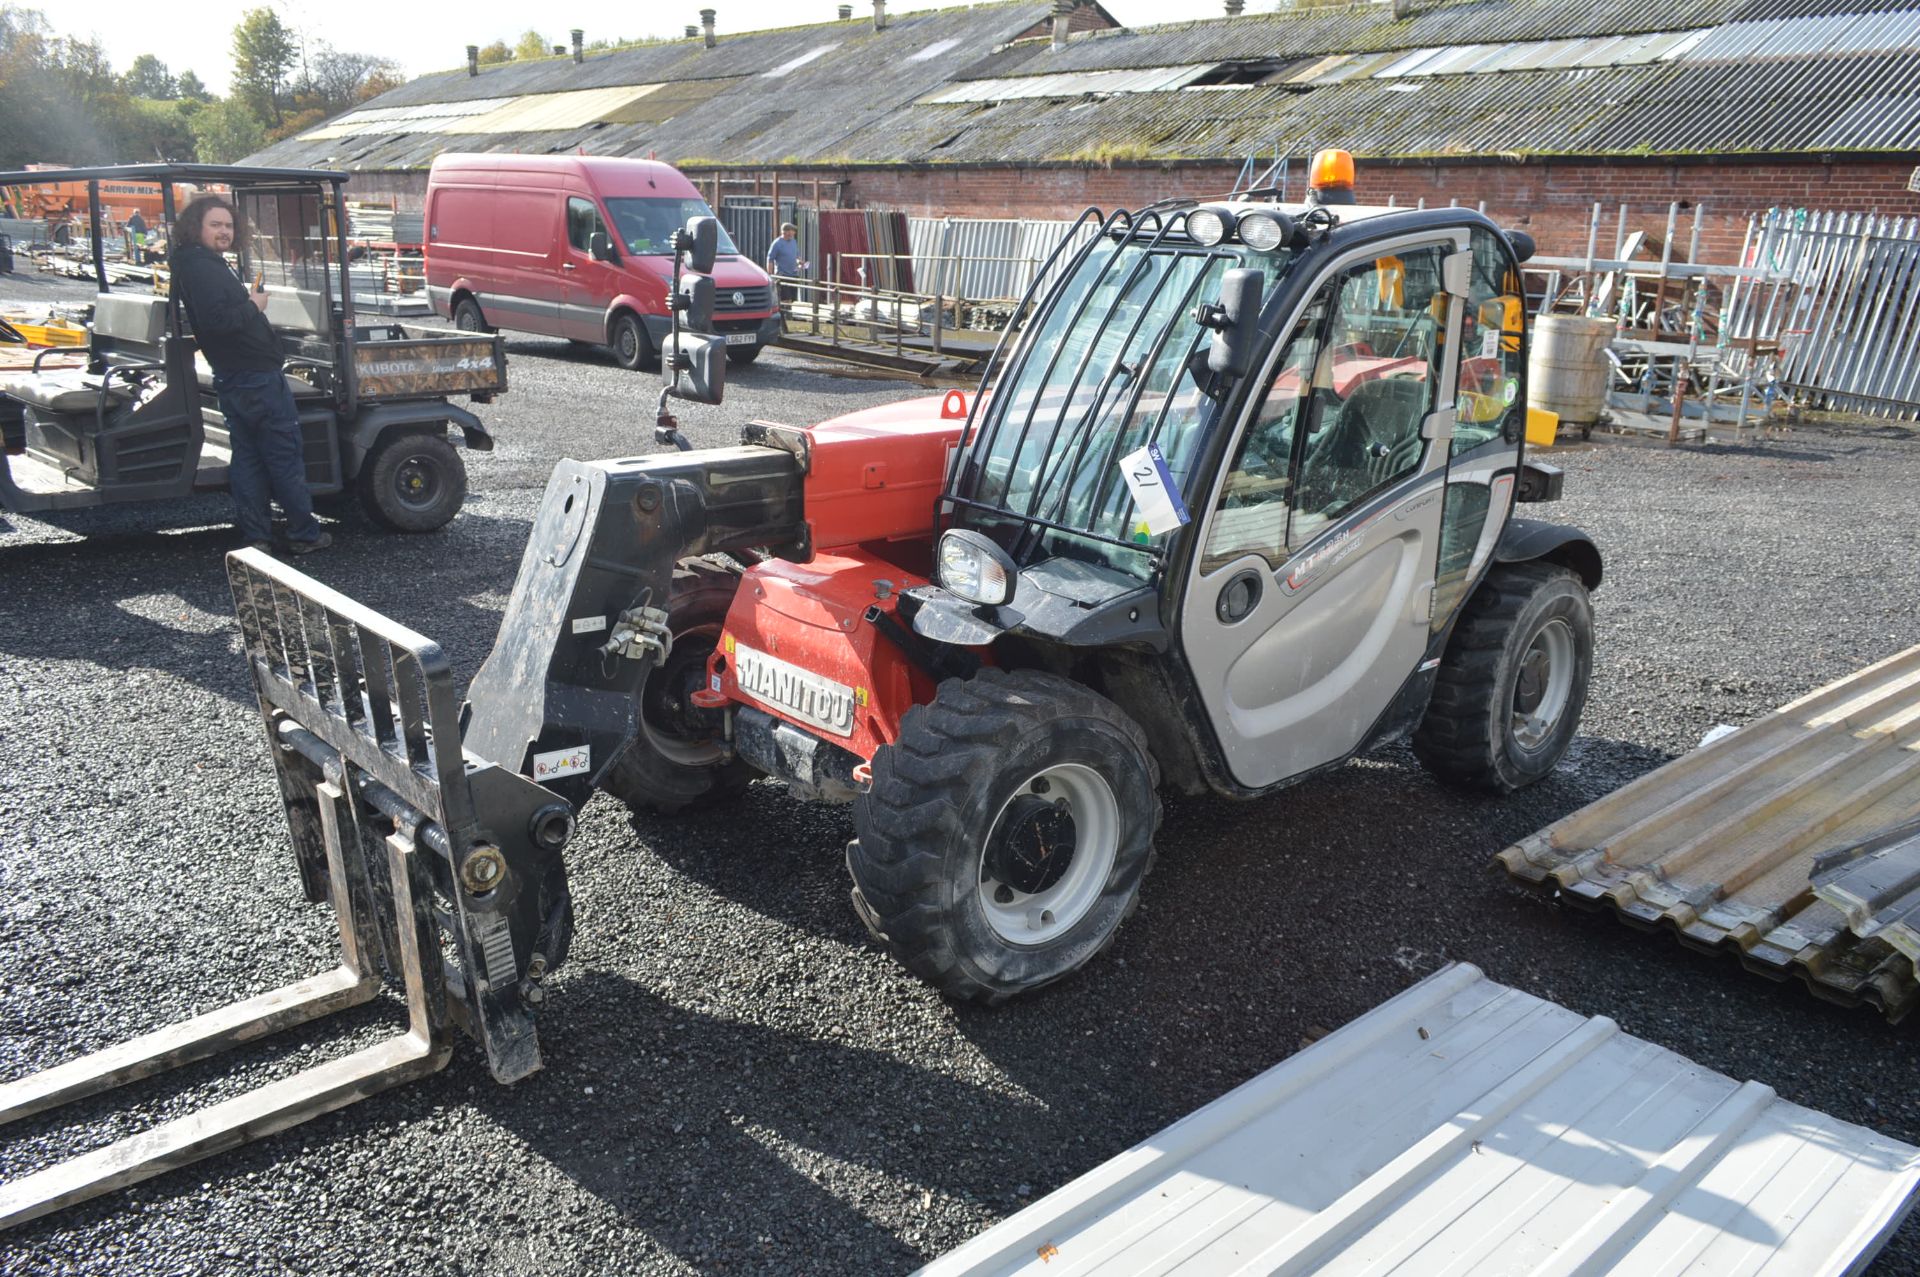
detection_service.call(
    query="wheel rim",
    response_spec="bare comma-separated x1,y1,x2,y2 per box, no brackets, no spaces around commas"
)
980,763,1119,945
456,306,479,331
392,456,442,511
1511,618,1576,751
617,322,640,364
640,622,726,766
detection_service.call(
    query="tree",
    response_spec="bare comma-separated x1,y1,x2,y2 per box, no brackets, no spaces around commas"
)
231,7,296,127
176,69,210,102
191,96,264,163
476,39,512,65
512,29,548,61
300,44,401,115
122,52,174,98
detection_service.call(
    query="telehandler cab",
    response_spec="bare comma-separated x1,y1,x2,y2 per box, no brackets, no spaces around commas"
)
0,154,1599,1225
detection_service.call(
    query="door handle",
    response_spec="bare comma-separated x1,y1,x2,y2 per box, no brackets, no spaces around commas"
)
562,262,577,271
1217,570,1263,624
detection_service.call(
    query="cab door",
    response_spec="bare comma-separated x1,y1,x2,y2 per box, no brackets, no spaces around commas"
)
561,195,618,343
1178,230,1469,789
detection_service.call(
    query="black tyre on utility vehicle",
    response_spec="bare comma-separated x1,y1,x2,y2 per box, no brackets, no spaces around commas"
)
726,345,763,367
598,559,758,815
358,431,467,532
849,669,1161,1004
1413,561,1593,793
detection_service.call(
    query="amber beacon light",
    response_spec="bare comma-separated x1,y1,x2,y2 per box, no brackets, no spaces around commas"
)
1308,148,1357,205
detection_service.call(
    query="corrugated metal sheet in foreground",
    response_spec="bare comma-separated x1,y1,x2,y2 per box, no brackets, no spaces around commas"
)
919,963,1920,1277
1499,642,1920,1018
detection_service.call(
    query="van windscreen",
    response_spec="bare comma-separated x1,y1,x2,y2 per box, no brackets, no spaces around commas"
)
605,198,739,256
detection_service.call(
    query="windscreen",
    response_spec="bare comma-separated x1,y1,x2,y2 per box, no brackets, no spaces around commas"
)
951,227,1294,579
603,197,739,256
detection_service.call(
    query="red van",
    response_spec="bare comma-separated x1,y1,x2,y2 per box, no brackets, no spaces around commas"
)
425,153,780,369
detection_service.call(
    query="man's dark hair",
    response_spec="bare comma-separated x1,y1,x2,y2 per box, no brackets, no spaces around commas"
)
173,194,243,256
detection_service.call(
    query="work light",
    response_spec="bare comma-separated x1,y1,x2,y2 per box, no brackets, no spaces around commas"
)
1237,211,1290,252
937,530,1017,606
1186,207,1233,247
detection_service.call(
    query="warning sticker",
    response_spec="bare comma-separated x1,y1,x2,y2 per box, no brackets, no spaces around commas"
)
532,745,591,781
1117,443,1190,542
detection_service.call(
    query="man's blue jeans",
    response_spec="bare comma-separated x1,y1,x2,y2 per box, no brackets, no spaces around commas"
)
212,369,322,545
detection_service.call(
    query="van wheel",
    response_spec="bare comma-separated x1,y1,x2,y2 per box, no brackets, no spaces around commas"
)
611,313,657,371
358,431,467,532
726,345,763,366
452,298,490,333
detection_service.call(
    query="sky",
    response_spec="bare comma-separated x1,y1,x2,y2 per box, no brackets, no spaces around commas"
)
66,0,1235,97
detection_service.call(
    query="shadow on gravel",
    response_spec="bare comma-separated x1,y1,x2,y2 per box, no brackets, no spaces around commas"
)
0,513,529,709
482,970,1058,1270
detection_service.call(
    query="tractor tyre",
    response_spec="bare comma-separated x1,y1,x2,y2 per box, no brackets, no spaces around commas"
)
358,431,467,532
452,297,491,333
598,559,758,816
1413,561,1592,793
849,669,1161,1004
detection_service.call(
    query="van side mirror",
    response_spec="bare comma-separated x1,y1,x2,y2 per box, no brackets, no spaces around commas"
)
1202,269,1264,378
661,333,727,405
588,230,617,263
677,274,714,332
674,216,719,275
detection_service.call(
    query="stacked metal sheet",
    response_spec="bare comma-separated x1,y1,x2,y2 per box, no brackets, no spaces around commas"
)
1814,821,1920,960
922,963,1920,1277
1499,642,1920,1018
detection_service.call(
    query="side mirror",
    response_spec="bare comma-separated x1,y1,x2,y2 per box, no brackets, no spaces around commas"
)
1505,230,1537,264
677,274,715,332
661,333,727,405
588,230,617,263
1204,268,1264,378
674,216,719,275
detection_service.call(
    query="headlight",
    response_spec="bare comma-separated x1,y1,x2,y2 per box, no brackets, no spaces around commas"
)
1237,211,1291,252
937,530,1016,606
1186,207,1234,247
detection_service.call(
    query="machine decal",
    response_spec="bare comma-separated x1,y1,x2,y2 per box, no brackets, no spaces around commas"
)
532,744,592,780
1118,442,1190,540
733,641,858,737
571,615,607,635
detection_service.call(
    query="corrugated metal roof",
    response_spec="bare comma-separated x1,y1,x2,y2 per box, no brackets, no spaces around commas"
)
919,963,1920,1277
244,0,1920,171
924,64,1214,103
1499,643,1920,1020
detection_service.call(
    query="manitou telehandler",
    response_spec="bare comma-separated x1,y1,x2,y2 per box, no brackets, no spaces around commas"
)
0,153,1599,1225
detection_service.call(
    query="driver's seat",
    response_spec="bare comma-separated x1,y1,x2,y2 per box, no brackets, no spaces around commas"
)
1296,376,1428,516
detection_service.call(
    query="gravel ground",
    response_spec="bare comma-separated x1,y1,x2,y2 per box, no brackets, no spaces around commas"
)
3,315,1920,1274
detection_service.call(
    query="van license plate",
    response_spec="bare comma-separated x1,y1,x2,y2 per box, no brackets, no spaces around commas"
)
731,642,856,737
724,333,758,346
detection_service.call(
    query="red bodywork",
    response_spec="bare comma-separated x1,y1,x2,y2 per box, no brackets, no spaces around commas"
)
710,390,975,761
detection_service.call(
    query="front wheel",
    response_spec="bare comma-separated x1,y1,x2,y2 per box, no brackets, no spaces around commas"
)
726,344,763,366
357,431,467,532
1413,561,1593,792
610,312,656,372
597,559,757,815
849,669,1161,1004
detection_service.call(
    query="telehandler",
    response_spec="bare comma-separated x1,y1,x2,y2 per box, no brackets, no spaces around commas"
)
0,153,1599,1225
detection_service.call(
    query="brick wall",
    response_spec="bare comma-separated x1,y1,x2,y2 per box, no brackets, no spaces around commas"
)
749,157,1920,264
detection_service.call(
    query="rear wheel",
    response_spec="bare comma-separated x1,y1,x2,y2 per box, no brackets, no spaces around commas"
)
1413,561,1592,793
358,431,467,532
849,669,1160,1003
611,312,656,372
726,344,763,366
598,559,757,815
452,297,490,333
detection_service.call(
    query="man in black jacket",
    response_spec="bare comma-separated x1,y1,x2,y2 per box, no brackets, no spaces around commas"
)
170,194,329,553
